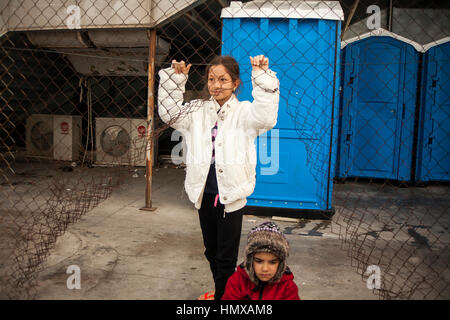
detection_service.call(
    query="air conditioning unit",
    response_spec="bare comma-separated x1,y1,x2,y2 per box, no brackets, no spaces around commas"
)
26,114,54,158
53,115,82,161
95,117,147,166
26,114,83,161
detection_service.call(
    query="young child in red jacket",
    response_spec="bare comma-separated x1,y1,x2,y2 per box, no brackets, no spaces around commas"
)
221,222,300,300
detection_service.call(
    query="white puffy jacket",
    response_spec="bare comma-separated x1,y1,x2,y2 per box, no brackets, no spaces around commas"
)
158,66,280,212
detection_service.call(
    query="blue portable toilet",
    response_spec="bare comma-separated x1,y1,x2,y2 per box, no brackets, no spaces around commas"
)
416,38,450,182
220,1,344,212
338,29,421,182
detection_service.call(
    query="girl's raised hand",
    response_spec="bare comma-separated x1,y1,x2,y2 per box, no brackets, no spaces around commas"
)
250,55,269,71
172,60,192,75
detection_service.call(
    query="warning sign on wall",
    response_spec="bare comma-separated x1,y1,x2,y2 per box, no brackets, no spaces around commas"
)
137,125,146,138
60,121,70,135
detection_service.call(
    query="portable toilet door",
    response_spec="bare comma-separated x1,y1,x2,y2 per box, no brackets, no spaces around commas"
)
338,31,420,182
220,1,343,211
416,39,450,182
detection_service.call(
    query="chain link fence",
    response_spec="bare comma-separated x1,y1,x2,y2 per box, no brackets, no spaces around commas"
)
334,0,449,300
0,0,448,299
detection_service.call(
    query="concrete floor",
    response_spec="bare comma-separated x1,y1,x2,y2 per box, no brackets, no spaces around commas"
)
31,167,380,300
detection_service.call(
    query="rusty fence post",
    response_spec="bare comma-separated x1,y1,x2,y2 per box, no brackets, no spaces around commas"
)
141,28,157,212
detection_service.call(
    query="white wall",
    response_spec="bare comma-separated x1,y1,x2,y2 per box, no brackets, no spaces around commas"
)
392,8,450,45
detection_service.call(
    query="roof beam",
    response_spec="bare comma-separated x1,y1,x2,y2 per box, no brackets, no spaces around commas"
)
185,11,221,41
214,0,230,8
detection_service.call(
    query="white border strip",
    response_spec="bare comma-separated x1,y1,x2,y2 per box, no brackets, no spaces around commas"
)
422,36,450,52
341,28,425,52
221,0,344,21
341,28,450,53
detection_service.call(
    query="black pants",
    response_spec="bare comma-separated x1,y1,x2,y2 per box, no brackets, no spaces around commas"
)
198,193,244,300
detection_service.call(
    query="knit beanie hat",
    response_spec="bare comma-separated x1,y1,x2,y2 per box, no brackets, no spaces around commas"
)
244,221,290,285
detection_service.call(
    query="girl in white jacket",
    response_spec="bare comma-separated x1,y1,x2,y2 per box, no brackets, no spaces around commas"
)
158,55,279,300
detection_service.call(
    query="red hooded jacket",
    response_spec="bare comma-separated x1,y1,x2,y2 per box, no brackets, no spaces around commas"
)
221,265,300,300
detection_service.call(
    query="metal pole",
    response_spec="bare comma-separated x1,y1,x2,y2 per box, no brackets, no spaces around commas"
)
141,28,157,212
341,0,360,40
388,0,393,31
326,20,340,214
